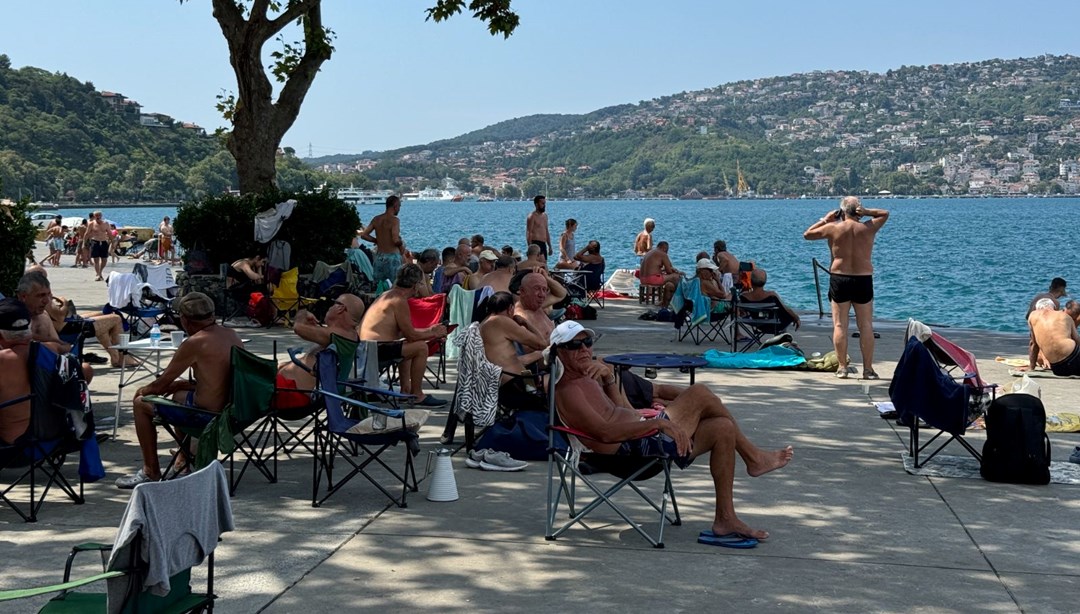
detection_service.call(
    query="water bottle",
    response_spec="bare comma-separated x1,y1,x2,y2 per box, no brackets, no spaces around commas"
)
149,324,162,348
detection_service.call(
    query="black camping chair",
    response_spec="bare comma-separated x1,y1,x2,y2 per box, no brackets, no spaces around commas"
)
731,294,794,352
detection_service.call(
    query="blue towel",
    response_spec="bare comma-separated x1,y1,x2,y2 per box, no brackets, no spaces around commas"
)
889,337,969,435
703,345,806,369
345,248,375,281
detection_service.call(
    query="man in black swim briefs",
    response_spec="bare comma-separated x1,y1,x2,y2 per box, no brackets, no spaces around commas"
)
1028,300,1080,376
804,196,889,380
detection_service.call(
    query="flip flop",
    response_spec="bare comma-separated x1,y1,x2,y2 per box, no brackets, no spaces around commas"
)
697,530,758,549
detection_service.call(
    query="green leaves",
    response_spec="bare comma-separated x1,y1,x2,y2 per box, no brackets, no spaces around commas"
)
425,0,520,38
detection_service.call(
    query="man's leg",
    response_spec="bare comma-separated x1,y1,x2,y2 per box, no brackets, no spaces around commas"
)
132,395,163,479
853,300,875,374
664,384,793,477
400,340,430,400
830,300,851,369
91,314,133,367
688,415,769,540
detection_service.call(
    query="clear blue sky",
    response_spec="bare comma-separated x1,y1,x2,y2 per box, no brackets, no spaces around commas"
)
6,1,1080,155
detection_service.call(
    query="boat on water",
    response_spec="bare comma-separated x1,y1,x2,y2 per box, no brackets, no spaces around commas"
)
476,195,496,202
405,177,465,202
335,186,392,206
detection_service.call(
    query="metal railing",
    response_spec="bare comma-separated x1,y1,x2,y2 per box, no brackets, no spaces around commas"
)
811,257,831,318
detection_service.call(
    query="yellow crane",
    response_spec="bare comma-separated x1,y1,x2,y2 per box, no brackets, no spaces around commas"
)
736,161,750,197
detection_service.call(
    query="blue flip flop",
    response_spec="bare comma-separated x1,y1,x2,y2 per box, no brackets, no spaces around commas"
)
697,530,758,549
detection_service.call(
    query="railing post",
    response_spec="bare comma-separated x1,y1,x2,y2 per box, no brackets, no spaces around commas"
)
812,258,824,318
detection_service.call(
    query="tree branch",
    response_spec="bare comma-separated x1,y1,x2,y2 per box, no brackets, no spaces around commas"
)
249,0,270,21
270,4,331,137
210,0,245,33
266,0,322,38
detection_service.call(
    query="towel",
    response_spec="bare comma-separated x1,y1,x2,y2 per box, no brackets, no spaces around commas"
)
703,345,806,369
451,323,501,427
254,199,296,243
446,285,475,360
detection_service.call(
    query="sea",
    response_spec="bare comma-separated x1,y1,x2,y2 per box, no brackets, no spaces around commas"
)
53,197,1079,335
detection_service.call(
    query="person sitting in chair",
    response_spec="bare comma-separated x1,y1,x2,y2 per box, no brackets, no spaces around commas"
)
116,293,243,488
0,299,33,445
480,292,548,412
275,294,365,410
695,258,730,306
16,270,94,383
639,241,683,308
228,254,267,291
358,264,448,407
551,321,793,542
1027,299,1080,375
739,268,801,330
46,294,136,368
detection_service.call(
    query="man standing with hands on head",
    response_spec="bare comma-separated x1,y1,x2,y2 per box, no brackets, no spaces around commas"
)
526,195,551,263
803,196,888,380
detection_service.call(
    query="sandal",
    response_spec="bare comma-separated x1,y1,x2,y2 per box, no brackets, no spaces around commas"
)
862,369,880,380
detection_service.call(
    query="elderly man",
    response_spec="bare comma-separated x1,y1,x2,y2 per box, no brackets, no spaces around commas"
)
360,195,406,284
465,249,499,290
0,299,33,445
16,270,94,383
551,321,793,542
512,270,568,339
116,292,244,487
804,196,888,379
480,291,548,411
634,218,655,257
740,268,801,330
695,258,730,305
414,248,440,298
481,254,517,293
275,294,365,410
1028,299,1080,375
359,264,448,407
640,241,683,308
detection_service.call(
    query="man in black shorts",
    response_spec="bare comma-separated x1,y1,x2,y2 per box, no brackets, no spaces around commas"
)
804,196,889,379
525,195,551,262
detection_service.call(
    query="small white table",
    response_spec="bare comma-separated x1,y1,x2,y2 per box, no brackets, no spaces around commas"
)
112,339,181,439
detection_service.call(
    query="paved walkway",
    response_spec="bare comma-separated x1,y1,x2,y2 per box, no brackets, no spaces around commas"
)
3,248,1079,613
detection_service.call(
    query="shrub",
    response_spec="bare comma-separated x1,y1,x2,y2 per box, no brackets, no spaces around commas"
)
0,184,37,296
174,188,360,274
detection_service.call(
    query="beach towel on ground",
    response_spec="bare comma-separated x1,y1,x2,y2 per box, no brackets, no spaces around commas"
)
1046,412,1080,432
703,345,807,369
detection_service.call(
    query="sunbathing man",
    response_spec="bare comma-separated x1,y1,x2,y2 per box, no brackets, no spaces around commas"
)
358,264,448,407
480,292,549,411
117,292,243,487
16,270,94,383
634,218,655,257
551,321,793,541
415,248,440,298
1026,277,1068,368
45,294,136,367
481,254,517,293
0,299,32,445
513,270,568,339
275,294,365,410
1028,299,1080,375
739,268,801,330
640,241,683,308
521,244,548,271
360,195,406,284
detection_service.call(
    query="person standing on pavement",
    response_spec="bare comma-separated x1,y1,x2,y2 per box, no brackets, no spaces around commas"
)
525,195,551,263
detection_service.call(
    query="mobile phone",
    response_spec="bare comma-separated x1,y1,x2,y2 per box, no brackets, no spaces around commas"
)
836,209,845,221
446,323,459,333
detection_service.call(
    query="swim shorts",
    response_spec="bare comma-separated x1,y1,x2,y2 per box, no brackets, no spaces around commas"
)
498,378,546,413
373,252,403,284
530,240,549,259
90,240,109,259
273,373,313,410
828,273,874,304
159,236,173,255
640,274,666,286
377,340,404,363
1051,343,1080,376
616,411,694,469
48,238,64,251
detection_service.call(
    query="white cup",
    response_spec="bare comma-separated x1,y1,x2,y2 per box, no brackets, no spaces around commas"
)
861,382,871,395
170,331,186,347
118,333,130,347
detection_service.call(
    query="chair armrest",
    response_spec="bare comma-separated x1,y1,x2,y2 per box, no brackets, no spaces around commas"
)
142,395,218,418
319,389,405,419
339,380,416,401
0,393,31,411
64,543,113,583
287,346,313,374
0,571,125,602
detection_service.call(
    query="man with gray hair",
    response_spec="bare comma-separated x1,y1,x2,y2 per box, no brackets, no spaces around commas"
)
634,218,656,257
16,270,94,383
803,196,889,379
0,298,33,444
1028,299,1080,376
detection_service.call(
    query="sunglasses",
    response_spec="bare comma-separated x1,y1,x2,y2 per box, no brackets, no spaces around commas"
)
561,336,594,350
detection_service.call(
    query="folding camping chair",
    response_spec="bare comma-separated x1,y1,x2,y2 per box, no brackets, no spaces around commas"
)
132,262,178,300
311,345,427,508
0,461,232,613
889,319,997,468
105,272,174,339
269,267,317,326
0,342,96,522
146,346,277,495
581,262,606,309
731,294,793,352
409,293,448,388
671,277,732,346
545,357,681,548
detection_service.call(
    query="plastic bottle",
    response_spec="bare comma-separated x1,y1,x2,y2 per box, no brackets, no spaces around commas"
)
149,324,162,348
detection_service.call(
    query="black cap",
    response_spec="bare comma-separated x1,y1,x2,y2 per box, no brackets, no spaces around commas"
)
0,298,32,332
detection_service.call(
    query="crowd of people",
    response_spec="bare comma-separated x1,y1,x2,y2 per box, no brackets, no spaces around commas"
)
35,213,178,277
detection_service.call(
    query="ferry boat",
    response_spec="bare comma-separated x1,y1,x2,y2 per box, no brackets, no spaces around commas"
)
405,177,465,202
335,186,391,206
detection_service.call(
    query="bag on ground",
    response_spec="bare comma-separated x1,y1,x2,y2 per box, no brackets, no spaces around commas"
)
980,393,1051,485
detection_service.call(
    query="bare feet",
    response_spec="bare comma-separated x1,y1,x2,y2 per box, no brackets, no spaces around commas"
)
712,519,769,541
746,445,794,477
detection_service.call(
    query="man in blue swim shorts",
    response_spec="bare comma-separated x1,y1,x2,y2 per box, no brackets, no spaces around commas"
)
551,321,793,542
361,194,407,283
804,196,889,380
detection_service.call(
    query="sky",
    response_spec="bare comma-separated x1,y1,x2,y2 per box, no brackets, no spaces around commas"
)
6,1,1080,156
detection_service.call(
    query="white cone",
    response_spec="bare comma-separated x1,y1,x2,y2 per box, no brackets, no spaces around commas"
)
426,448,459,502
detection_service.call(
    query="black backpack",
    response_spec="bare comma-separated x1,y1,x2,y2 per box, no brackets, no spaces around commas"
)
980,394,1051,485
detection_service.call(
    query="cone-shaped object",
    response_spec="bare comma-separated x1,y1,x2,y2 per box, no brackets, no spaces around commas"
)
426,448,459,502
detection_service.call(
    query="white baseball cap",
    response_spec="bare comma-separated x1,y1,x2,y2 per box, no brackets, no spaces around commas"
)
549,320,596,346
696,258,720,271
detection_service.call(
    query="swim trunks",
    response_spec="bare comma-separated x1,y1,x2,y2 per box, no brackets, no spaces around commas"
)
530,240,548,259
159,235,173,256
616,411,694,469
640,274,666,286
48,237,64,251
1050,343,1080,376
373,252,403,284
273,373,313,410
90,240,109,259
828,273,874,304
377,340,404,363
498,378,546,413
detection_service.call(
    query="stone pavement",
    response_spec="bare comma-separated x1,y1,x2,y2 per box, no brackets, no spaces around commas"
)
3,247,1079,613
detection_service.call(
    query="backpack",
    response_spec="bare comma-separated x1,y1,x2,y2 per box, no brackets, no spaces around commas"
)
980,394,1051,485
247,292,275,328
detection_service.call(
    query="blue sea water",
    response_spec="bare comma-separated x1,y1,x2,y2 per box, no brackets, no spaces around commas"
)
56,197,1079,334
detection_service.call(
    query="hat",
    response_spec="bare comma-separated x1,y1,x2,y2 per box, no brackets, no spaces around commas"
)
696,258,719,271
174,292,215,319
479,249,499,262
550,320,596,346
511,250,522,260
0,299,31,332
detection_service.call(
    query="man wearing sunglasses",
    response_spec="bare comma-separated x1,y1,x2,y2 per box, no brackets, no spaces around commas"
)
551,321,793,542
274,294,365,409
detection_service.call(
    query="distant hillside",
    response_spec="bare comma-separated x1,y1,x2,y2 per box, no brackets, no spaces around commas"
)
319,54,1080,197
0,54,225,201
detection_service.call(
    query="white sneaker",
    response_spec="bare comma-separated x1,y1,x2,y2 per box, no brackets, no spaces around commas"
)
465,449,529,472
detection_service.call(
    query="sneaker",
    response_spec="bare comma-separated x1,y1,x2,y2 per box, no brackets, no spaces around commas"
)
464,448,489,469
1069,446,1080,465
465,449,529,472
115,469,155,489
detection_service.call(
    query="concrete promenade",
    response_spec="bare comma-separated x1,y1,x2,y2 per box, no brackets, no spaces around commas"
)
3,248,1079,613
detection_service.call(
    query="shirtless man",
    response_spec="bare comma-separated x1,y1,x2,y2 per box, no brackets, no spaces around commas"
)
73,219,88,268
740,268,801,330
415,248,440,298
275,294,364,409
525,195,551,262
634,218,655,257
0,299,32,445
640,241,683,308
1028,299,1080,375
86,211,111,281
481,254,517,293
16,270,94,383
804,196,888,379
512,270,568,339
695,258,730,305
45,216,64,267
358,264,448,407
712,240,739,294
480,291,549,411
466,250,498,290
521,244,547,270
1026,278,1067,368
551,321,793,542
116,292,243,487
158,216,176,264
46,294,135,368
360,195,406,283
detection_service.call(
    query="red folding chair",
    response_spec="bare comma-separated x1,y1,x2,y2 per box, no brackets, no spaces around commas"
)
408,293,447,388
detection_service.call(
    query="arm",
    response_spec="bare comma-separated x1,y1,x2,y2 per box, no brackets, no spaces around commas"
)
858,206,889,231
235,260,263,283
292,310,333,347
525,214,533,245
359,220,376,244
542,270,567,309
391,218,405,254
415,273,433,298
506,315,548,350
138,345,195,397
803,210,840,240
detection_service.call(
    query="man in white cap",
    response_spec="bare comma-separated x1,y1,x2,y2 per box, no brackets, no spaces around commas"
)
695,257,730,306
634,218,655,257
466,249,499,289
550,321,793,542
